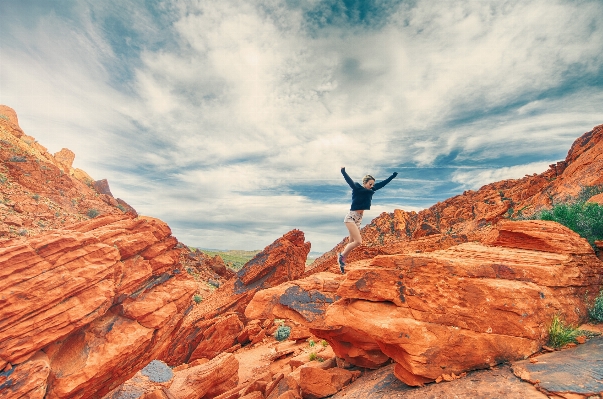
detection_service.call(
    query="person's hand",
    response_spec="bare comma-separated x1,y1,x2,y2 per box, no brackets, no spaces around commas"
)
341,166,345,169
393,172,398,177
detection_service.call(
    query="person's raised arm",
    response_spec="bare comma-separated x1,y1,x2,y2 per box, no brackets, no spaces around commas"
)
373,172,398,190
341,167,356,189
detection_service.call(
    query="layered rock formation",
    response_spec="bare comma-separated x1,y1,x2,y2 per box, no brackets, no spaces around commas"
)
161,229,311,365
0,105,136,239
309,124,603,275
247,220,603,386
0,215,197,398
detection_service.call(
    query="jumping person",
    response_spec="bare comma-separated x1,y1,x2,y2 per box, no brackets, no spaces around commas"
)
337,167,398,273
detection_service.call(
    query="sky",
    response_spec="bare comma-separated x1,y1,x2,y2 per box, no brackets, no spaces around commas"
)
1,0,603,253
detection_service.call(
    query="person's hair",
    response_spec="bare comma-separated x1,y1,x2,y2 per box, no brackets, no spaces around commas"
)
362,175,375,184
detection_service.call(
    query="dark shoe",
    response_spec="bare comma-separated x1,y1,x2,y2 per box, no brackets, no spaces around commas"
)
337,252,345,273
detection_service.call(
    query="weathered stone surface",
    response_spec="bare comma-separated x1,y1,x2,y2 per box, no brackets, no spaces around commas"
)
93,179,114,197
101,354,238,399
299,367,355,399
168,353,239,399
54,148,76,172
0,351,50,399
163,230,310,365
249,221,603,386
512,337,603,397
0,234,119,365
189,314,244,362
0,213,196,399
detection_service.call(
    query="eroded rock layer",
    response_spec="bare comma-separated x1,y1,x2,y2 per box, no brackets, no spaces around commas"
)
248,220,603,386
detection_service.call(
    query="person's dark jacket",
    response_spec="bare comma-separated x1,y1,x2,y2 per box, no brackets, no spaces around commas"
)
341,167,397,211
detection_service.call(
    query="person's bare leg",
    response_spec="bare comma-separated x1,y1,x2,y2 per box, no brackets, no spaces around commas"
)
341,222,362,258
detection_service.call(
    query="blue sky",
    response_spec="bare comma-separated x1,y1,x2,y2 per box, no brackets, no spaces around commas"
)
1,0,603,253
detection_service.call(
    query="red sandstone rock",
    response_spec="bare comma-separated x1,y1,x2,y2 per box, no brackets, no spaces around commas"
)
0,233,119,365
54,148,76,172
0,105,24,138
92,179,114,197
0,351,50,399
0,214,197,398
168,353,239,399
189,313,244,361
299,367,355,399
248,220,603,386
162,230,310,366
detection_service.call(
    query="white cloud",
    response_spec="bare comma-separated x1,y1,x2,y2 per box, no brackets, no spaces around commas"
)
451,161,554,190
1,0,603,252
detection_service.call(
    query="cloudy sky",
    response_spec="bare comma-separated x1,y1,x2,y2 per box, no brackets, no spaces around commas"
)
1,0,603,253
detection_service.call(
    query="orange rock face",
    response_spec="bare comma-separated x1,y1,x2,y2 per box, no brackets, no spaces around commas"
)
162,229,310,365
248,220,603,386
0,214,197,398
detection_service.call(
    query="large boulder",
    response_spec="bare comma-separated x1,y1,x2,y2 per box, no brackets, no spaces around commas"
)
247,220,603,386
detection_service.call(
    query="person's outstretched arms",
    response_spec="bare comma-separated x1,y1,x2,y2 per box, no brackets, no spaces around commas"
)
341,167,356,189
373,172,398,190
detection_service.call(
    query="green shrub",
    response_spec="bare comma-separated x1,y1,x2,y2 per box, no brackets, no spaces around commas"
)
193,294,203,304
535,201,603,250
87,209,100,218
117,204,126,212
274,325,291,342
321,340,329,347
308,352,324,362
546,314,598,348
308,339,316,347
0,174,7,184
548,315,578,348
589,291,603,322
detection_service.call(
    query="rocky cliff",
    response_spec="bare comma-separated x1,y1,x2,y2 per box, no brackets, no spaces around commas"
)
308,123,603,275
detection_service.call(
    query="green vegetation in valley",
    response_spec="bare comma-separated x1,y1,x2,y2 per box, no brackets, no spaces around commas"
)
198,249,260,270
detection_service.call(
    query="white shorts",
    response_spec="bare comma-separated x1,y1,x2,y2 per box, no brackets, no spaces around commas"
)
343,211,363,228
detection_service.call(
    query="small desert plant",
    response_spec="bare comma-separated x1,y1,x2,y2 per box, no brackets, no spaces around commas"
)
589,291,603,322
18,229,28,236
193,294,203,304
87,208,100,218
321,340,329,347
117,204,126,212
547,314,586,348
308,352,324,362
9,155,26,162
32,194,39,201
308,339,316,347
274,325,291,342
0,174,7,184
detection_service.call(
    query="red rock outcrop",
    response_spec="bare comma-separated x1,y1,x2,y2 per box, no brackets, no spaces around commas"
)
101,354,238,399
248,220,603,386
0,214,197,398
0,105,136,240
161,229,310,365
309,124,603,275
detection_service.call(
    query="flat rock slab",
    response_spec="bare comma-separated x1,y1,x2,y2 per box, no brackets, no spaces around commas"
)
513,337,603,396
331,364,547,399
